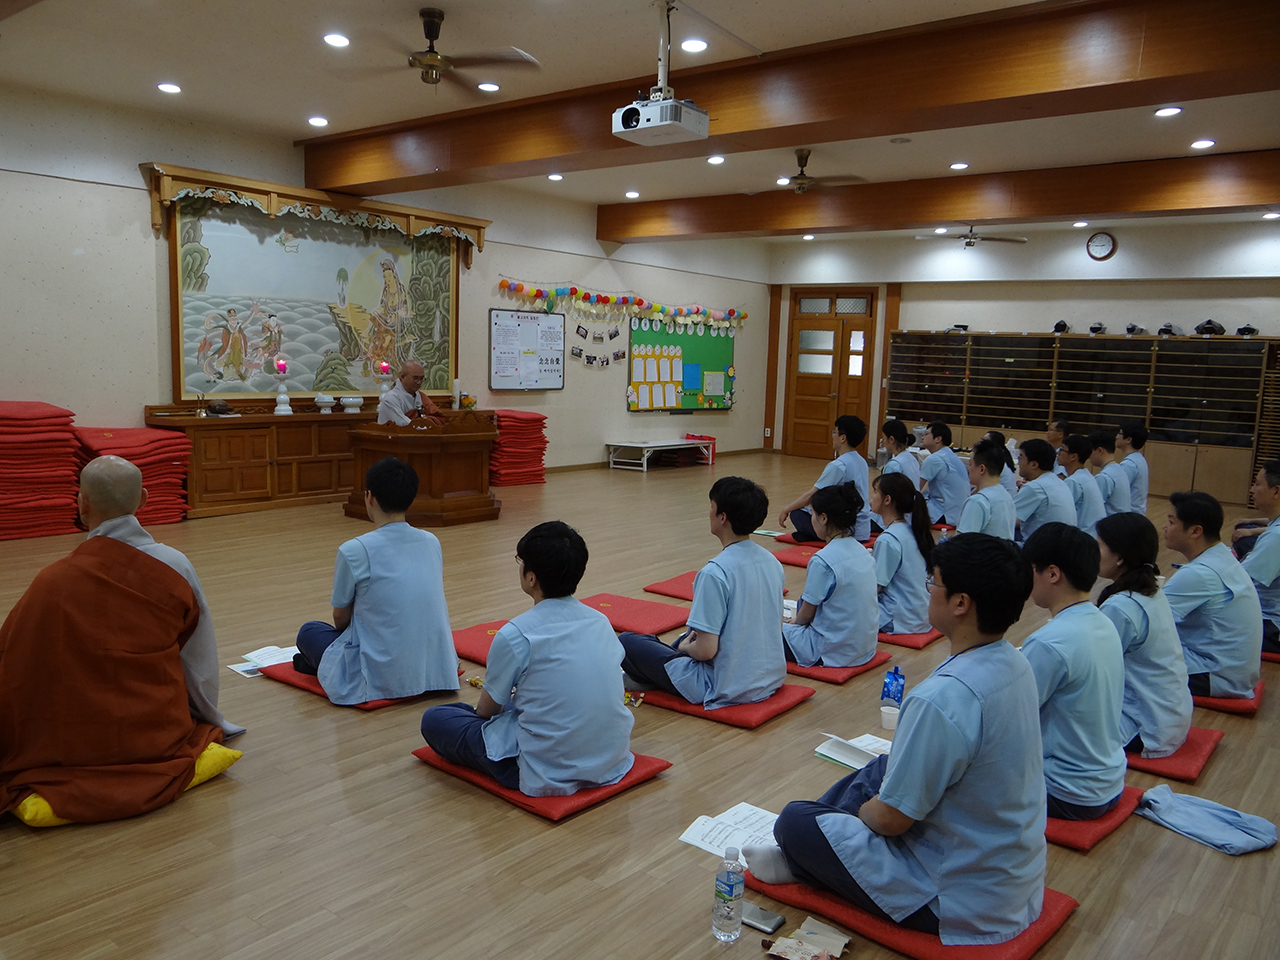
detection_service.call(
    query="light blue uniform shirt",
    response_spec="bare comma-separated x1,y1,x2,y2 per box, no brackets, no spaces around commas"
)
1014,472,1077,541
1094,462,1132,516
1064,468,1106,536
957,485,1016,540
1120,451,1149,514
881,449,921,489
816,641,1046,946
1021,603,1127,806
873,521,930,633
782,537,877,668
920,447,970,524
666,540,786,708
998,463,1020,500
481,596,635,796
811,450,871,541
1164,541,1262,698
319,523,458,705
1098,590,1192,758
1241,516,1280,628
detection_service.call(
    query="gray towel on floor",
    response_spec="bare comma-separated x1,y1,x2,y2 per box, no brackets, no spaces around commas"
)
1136,784,1277,855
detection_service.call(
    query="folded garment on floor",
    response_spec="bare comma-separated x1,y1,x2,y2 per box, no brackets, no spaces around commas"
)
639,684,815,728
578,593,689,635
411,746,671,820
743,872,1079,960
786,650,891,684
878,628,945,649
1136,783,1277,855
1045,785,1144,851
1125,726,1224,782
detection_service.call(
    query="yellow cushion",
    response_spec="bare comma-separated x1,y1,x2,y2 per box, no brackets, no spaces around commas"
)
9,742,243,827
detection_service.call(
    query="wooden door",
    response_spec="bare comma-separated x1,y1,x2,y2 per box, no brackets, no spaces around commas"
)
783,289,877,458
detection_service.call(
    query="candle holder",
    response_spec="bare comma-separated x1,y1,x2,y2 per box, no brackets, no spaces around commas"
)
272,373,293,415
374,372,395,394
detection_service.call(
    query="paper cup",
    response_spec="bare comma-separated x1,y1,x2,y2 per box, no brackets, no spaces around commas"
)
881,705,899,730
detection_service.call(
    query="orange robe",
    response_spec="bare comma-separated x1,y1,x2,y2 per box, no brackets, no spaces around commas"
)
0,536,223,822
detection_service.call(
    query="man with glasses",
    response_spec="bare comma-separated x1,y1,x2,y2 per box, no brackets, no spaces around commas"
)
377,359,445,426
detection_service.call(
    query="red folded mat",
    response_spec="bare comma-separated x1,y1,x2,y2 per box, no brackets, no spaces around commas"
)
878,628,945,649
1045,785,1144,851
259,662,431,710
1192,679,1264,716
639,684,815,728
1125,726,1223,782
773,545,825,568
579,593,689,635
787,649,892,684
1263,651,1280,663
452,619,509,665
411,746,670,820
0,401,75,420
744,872,1079,960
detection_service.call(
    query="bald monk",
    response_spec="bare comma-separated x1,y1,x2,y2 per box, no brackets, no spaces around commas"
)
377,360,445,426
0,456,243,823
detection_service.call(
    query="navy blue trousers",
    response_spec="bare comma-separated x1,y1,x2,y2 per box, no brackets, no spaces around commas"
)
419,703,521,790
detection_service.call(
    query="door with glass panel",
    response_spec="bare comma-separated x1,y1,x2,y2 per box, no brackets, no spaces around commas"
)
783,289,876,460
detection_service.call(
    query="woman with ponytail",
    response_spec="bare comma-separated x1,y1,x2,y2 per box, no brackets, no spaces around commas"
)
782,482,878,667
879,419,921,488
1095,512,1192,757
869,473,933,634
982,430,1021,499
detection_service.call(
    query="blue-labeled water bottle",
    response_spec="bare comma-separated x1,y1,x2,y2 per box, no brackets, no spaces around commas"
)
712,846,744,942
880,666,905,707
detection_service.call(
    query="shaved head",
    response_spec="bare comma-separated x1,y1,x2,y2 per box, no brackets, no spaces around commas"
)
79,456,143,524
398,360,426,393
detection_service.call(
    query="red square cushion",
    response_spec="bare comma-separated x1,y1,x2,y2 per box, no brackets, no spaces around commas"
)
640,684,815,728
1044,785,1144,851
453,620,509,665
579,593,689,635
787,650,892,684
1192,679,1264,715
411,746,670,820
744,872,1078,960
878,628,945,649
1125,726,1224,781
644,571,785,602
259,662,434,710
773,545,824,568
1262,651,1280,663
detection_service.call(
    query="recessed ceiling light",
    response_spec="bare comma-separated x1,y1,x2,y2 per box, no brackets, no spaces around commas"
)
308,116,329,127
156,83,181,94
949,162,969,170
707,155,725,165
1191,139,1215,149
681,39,707,53
1073,221,1089,228
477,82,500,92
625,190,640,199
802,234,815,241
889,136,912,144
1264,212,1280,220
323,34,349,47
1154,106,1181,117
776,177,791,186
547,174,563,181
934,227,949,235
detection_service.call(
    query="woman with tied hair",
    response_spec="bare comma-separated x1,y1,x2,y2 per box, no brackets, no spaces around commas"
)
869,472,934,634
982,430,1021,499
782,482,878,668
879,420,921,489
1095,512,1193,758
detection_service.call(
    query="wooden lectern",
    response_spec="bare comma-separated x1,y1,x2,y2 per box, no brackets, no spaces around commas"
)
344,411,502,526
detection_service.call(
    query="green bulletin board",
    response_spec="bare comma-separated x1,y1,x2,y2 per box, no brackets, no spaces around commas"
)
627,317,736,412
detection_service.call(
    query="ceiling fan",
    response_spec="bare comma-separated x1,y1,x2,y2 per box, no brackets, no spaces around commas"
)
784,149,866,194
406,8,540,86
914,225,1029,247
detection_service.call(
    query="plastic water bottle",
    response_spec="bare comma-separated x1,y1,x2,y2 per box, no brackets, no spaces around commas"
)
712,846,744,942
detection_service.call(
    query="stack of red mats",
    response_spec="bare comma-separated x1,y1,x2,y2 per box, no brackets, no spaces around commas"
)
490,409,549,486
75,427,193,526
0,401,81,540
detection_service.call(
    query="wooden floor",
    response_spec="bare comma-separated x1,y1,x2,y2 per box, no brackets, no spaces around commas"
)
1,452,1276,960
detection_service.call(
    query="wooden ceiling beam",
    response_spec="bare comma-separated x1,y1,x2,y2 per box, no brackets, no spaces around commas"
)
595,151,1280,242
304,0,1280,196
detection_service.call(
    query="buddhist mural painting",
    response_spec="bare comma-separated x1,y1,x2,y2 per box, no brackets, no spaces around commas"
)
177,199,455,399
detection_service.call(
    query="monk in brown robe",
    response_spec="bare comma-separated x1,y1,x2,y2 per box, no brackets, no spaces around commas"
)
0,456,235,823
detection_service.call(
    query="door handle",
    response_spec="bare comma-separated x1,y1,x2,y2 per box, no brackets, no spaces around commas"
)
828,393,838,398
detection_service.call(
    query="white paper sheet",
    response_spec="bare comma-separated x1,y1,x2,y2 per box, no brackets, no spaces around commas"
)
659,358,670,381
645,358,659,381
638,384,650,409
632,357,645,382
814,733,893,771
679,801,779,856
664,383,677,407
672,358,682,382
241,645,299,667
703,371,725,396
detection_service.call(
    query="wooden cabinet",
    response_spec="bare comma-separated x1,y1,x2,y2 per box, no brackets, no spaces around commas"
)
144,407,377,518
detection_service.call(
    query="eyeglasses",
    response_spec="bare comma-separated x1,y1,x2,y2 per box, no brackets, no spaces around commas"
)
924,574,937,589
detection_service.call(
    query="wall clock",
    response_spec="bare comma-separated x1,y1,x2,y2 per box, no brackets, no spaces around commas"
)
1086,231,1117,261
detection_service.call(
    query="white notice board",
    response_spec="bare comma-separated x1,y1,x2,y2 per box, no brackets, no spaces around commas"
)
489,310,565,391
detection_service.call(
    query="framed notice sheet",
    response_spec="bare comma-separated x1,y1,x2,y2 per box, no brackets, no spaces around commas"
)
489,310,565,390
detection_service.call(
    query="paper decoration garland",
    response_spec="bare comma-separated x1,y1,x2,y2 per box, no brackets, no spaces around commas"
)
497,278,747,326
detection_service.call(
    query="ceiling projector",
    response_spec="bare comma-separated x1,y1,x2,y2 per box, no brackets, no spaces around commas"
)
612,98,709,145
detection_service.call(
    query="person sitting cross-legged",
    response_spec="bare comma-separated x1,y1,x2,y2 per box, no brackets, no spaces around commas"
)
956,438,1016,540
778,415,872,543
1240,460,1280,655
1059,434,1106,536
621,476,786,708
1087,429,1131,517
745,534,1046,947
420,521,634,796
1014,439,1076,542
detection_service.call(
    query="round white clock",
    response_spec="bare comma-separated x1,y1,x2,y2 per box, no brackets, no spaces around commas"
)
1087,231,1117,261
